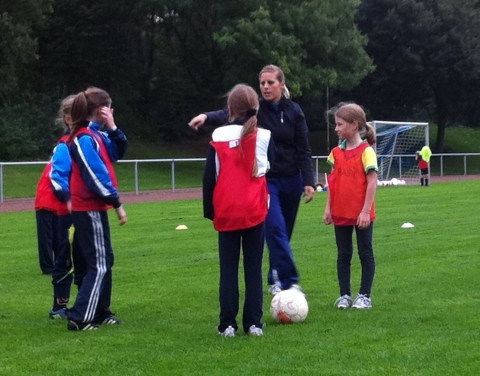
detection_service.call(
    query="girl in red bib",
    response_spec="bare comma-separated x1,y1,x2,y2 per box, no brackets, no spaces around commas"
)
65,87,128,331
323,103,378,309
203,84,273,337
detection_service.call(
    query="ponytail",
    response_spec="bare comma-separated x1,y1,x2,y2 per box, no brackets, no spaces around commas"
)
67,92,89,143
226,83,260,177
66,87,112,143
240,115,259,176
362,122,377,146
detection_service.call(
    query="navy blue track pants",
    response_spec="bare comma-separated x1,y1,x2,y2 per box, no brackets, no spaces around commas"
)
266,174,303,289
36,210,74,298
67,210,114,324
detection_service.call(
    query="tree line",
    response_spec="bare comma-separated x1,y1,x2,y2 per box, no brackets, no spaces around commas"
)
1,0,479,160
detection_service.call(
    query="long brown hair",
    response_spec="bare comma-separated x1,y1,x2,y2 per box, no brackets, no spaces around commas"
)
227,84,259,139
227,84,260,175
67,87,112,142
334,102,376,145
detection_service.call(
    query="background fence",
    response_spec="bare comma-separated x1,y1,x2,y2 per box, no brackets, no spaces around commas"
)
1,153,480,203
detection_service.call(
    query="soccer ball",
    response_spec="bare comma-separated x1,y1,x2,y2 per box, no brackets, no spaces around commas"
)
270,288,309,324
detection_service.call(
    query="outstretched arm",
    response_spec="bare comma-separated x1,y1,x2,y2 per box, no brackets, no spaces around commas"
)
189,109,229,130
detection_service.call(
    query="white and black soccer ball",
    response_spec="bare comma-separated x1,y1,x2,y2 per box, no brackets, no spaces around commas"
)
270,288,309,324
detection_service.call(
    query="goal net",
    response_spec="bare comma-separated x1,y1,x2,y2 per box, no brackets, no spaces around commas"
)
372,121,429,185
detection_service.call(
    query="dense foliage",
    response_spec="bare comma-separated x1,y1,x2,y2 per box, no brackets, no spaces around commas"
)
1,0,479,159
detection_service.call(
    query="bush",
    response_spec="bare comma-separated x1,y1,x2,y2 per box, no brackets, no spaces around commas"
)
0,98,62,161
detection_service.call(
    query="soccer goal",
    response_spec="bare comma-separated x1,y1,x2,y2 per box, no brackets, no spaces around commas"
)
372,121,429,185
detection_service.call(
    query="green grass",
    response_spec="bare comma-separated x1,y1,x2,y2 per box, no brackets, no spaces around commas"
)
429,124,480,153
428,124,480,175
1,181,479,375
0,160,205,199
3,124,480,199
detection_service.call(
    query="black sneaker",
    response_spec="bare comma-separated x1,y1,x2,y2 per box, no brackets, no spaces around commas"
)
67,320,99,331
101,315,124,325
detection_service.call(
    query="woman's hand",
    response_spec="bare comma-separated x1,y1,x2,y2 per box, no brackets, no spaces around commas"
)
304,186,315,203
188,114,207,130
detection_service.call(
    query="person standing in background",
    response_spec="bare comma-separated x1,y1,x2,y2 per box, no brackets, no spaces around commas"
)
190,65,315,295
415,145,432,186
35,95,76,318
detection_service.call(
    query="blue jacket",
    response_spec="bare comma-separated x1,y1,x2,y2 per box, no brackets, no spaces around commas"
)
205,97,314,188
69,122,128,208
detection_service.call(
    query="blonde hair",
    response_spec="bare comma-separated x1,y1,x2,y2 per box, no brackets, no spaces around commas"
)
227,84,260,175
259,64,290,99
55,95,76,129
334,103,376,145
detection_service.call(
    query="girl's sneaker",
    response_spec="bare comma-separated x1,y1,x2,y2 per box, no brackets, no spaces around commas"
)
352,294,372,309
49,307,67,319
218,326,236,337
247,325,263,336
268,284,282,295
334,295,353,309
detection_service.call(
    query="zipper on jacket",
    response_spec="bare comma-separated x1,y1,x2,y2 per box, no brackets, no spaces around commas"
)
280,111,284,123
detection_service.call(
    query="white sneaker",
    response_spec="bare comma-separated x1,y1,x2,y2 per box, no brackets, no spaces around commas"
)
334,294,353,309
268,284,282,295
218,326,236,337
247,325,263,337
352,294,372,309
290,284,303,293
290,284,307,297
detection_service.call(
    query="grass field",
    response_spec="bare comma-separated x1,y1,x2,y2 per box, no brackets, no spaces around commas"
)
2,124,480,199
0,180,479,375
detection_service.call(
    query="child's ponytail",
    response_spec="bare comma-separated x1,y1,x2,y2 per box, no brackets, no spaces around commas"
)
67,87,112,143
67,92,89,143
362,122,377,146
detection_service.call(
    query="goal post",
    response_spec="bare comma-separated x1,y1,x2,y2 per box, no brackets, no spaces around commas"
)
372,121,429,185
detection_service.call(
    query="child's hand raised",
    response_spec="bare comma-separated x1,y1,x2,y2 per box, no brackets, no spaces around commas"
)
99,106,116,130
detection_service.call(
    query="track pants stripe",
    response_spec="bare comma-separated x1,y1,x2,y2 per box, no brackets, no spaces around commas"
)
84,211,107,322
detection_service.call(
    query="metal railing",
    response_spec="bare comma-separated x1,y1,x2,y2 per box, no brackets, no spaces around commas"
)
1,153,480,203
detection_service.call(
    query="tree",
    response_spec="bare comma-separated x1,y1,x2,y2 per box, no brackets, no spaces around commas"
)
213,0,374,95
0,0,53,104
33,0,373,145
355,0,480,152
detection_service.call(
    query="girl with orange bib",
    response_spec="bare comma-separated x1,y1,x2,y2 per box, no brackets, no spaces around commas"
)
323,103,378,310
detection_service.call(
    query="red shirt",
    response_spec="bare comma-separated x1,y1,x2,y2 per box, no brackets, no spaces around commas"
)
211,127,269,231
35,135,70,215
328,143,376,226
69,128,118,211
418,157,428,169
